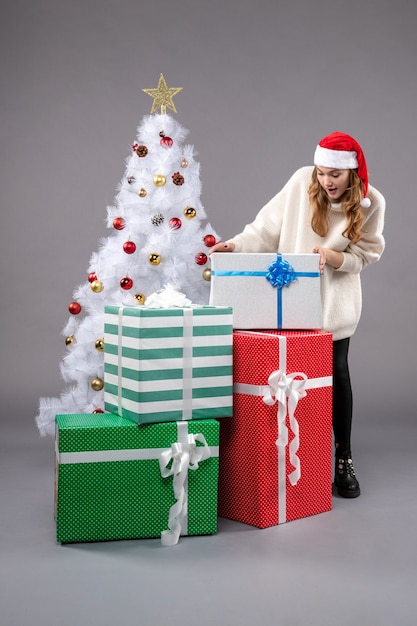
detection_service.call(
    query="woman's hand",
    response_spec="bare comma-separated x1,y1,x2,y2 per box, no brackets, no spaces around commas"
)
209,241,235,254
312,247,344,274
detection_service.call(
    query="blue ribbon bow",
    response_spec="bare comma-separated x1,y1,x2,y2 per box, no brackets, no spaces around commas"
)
265,257,297,289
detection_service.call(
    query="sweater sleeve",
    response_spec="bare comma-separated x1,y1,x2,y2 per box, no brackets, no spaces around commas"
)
227,168,309,253
336,186,386,274
226,193,284,253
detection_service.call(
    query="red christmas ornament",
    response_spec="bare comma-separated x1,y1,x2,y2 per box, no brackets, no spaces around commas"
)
113,217,125,230
88,272,97,283
160,135,173,148
169,217,182,230
68,301,82,315
92,408,104,414
123,241,136,254
203,234,216,248
120,276,133,290
195,252,208,266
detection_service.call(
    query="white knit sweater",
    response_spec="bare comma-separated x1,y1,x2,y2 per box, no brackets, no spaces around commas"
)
227,166,386,340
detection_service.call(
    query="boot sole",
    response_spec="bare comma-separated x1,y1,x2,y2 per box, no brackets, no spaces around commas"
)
335,485,361,498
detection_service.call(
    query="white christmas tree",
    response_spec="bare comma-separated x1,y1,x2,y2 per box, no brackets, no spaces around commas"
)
36,74,220,436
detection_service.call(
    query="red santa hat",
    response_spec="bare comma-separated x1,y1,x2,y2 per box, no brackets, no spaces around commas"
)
314,131,371,208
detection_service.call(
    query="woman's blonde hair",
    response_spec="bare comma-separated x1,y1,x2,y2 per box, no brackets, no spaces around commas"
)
308,168,364,244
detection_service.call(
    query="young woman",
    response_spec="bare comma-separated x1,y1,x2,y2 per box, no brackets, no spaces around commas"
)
209,132,385,498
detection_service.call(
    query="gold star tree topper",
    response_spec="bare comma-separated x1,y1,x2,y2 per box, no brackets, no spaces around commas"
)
142,74,183,114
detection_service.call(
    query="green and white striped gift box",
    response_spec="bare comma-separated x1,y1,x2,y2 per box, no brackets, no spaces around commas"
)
103,305,233,425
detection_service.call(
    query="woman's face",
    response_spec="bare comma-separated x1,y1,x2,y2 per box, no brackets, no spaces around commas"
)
316,166,350,201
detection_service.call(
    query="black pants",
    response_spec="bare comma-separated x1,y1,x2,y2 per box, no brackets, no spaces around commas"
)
332,338,352,450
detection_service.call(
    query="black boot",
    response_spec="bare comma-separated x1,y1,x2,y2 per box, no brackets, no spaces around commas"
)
334,449,360,498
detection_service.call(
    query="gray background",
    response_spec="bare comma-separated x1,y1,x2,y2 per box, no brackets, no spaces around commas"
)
1,1,416,625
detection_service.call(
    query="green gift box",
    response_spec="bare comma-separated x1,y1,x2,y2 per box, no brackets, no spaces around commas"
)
55,414,220,545
103,305,233,425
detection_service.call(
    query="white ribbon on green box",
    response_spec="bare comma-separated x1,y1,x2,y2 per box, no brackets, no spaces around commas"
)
233,333,332,524
159,421,212,546
57,420,218,546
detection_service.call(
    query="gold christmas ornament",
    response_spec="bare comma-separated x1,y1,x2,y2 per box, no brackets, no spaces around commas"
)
90,279,104,293
138,188,147,197
134,292,146,305
153,174,166,187
95,338,105,352
181,157,188,168
142,73,183,114
91,377,104,391
202,268,212,281
184,206,196,219
148,253,161,265
65,335,76,347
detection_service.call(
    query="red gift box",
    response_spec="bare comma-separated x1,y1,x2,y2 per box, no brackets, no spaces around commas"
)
218,330,333,528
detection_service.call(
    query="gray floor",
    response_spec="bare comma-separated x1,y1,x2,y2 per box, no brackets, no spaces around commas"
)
1,402,416,626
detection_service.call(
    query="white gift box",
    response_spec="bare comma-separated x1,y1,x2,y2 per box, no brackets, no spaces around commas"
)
209,253,322,329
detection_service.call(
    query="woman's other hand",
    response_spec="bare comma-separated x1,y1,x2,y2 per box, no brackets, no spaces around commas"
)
312,247,343,274
209,241,235,254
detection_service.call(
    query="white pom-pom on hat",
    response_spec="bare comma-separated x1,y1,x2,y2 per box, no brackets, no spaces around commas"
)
314,132,370,207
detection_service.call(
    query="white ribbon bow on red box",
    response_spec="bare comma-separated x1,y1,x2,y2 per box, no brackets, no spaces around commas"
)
262,369,308,486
